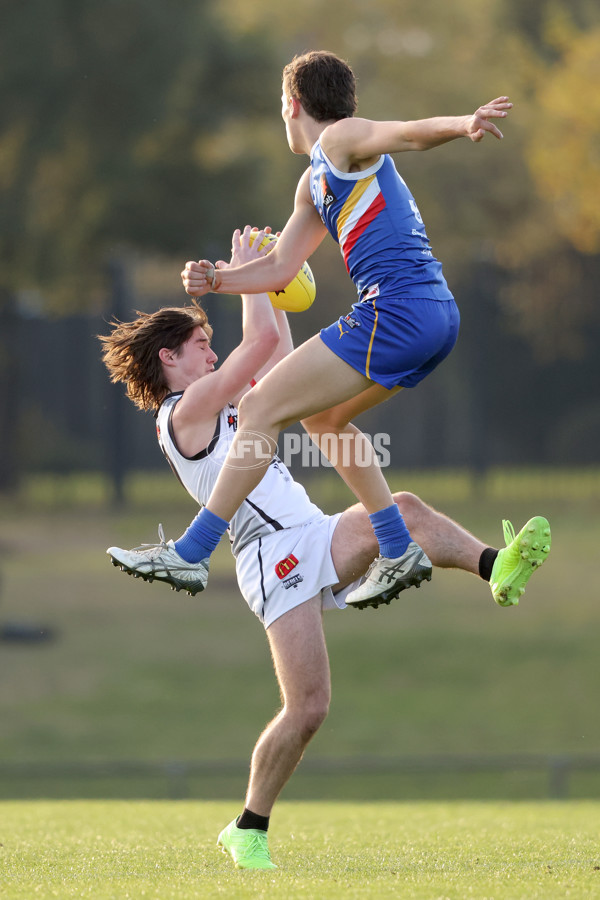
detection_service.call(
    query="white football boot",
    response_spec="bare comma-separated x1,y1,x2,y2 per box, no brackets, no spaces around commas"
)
345,542,432,610
107,524,209,596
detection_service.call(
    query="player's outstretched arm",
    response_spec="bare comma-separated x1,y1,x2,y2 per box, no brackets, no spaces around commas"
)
323,97,513,165
181,171,326,298
176,228,280,420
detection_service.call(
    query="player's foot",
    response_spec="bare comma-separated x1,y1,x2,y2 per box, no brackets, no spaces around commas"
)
345,542,432,610
107,524,209,596
490,516,551,607
217,819,277,870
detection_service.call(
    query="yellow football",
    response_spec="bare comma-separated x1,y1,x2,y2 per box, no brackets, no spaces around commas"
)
248,232,316,312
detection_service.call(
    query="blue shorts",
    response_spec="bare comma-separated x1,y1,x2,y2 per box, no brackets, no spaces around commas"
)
320,296,460,389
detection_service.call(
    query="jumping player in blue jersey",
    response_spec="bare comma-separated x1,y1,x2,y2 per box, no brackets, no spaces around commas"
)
176,51,512,608
102,225,550,871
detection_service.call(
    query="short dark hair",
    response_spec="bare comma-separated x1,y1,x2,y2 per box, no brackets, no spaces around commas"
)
99,303,212,411
282,51,357,122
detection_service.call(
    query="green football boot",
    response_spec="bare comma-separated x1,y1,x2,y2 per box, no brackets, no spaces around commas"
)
217,819,277,870
490,516,551,607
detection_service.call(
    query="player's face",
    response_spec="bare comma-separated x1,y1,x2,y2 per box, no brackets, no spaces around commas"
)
175,326,218,384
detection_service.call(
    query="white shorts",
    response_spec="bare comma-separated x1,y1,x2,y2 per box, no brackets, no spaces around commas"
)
235,512,360,629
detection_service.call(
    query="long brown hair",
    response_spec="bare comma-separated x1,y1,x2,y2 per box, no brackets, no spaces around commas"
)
99,303,212,411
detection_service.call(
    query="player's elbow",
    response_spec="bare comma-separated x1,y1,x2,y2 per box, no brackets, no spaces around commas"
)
261,324,280,352
270,268,297,292
245,327,279,365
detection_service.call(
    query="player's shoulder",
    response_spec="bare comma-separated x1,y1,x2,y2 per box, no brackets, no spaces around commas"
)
321,117,371,149
170,390,224,457
171,376,223,426
157,391,182,416
320,117,380,170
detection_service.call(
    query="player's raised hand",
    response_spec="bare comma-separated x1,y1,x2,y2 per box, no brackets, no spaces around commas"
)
466,96,513,142
181,260,216,296
231,226,270,267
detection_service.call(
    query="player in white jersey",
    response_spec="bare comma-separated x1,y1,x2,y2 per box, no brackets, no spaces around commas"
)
100,228,551,871
156,396,323,559
178,51,514,610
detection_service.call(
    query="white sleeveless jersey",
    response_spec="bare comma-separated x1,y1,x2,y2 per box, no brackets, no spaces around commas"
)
155,392,322,556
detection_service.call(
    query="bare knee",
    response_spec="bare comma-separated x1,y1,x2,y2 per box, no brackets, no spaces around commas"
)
288,689,330,742
237,386,266,422
299,699,329,742
238,385,285,432
393,491,428,528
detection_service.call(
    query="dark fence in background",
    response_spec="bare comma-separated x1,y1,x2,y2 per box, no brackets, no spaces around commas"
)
3,287,600,497
0,755,598,801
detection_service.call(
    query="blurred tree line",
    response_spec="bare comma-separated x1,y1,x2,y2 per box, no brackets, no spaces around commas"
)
1,0,599,493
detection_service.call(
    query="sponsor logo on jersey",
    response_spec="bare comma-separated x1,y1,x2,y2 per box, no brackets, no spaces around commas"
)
275,554,299,580
321,174,336,208
226,405,238,430
360,283,380,303
282,573,304,590
338,312,361,339
409,197,424,225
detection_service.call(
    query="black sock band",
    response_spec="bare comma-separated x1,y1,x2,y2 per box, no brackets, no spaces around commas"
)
236,808,270,832
479,547,498,582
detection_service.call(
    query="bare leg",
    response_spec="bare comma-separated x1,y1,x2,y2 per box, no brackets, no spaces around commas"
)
244,595,330,817
206,335,392,522
330,491,488,589
301,383,402,514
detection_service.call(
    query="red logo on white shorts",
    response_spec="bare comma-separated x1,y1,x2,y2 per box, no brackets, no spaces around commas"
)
275,554,299,580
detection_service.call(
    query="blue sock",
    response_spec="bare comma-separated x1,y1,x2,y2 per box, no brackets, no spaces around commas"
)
369,504,411,558
174,507,229,563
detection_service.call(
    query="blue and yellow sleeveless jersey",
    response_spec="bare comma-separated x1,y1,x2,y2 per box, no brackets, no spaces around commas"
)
309,139,454,303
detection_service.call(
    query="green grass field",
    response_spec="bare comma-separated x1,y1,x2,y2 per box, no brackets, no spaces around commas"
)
2,800,599,899
0,470,599,802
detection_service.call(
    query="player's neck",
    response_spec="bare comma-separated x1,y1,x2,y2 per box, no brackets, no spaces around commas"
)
299,118,337,155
